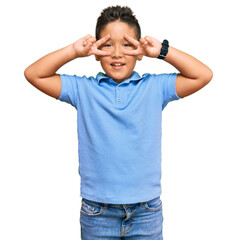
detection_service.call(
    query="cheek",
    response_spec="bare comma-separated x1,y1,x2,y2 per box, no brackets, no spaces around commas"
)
127,56,137,65
101,48,112,54
100,57,110,65
100,60,112,72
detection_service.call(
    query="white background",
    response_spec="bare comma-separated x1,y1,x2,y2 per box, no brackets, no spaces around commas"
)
1,0,236,239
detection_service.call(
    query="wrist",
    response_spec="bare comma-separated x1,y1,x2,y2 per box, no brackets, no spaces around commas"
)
157,40,169,60
70,43,80,59
157,42,162,58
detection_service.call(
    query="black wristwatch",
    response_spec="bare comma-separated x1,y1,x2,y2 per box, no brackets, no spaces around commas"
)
157,40,169,60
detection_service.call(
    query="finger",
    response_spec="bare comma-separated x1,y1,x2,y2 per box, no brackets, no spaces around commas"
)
144,36,154,45
93,49,111,56
123,49,141,56
84,34,92,41
95,34,111,48
84,41,93,50
124,34,139,47
82,34,93,46
140,38,148,47
87,37,97,44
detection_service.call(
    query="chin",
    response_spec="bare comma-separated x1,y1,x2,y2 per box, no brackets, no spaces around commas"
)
108,72,132,82
114,76,127,83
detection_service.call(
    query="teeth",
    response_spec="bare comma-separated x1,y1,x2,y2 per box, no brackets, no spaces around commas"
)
112,63,124,66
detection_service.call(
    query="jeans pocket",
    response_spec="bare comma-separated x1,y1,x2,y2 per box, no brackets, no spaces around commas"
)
80,199,104,217
144,197,162,212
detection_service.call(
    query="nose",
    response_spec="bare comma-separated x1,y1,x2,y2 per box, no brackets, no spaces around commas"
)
112,45,123,58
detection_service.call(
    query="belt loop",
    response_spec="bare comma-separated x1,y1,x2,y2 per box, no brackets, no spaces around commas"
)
103,203,108,209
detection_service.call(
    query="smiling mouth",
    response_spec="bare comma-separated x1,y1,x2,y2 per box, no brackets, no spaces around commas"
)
111,63,125,70
111,63,125,66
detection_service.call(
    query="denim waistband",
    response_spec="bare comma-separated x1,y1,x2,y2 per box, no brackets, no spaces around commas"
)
82,196,160,209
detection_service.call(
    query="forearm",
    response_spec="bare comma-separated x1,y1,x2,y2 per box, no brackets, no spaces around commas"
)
164,46,213,80
25,44,77,80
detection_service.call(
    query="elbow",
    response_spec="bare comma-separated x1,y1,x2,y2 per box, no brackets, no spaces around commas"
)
24,67,30,81
24,66,34,83
206,68,213,82
201,67,213,85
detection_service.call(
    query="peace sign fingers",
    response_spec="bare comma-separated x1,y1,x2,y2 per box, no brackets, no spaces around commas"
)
90,34,112,56
123,34,145,56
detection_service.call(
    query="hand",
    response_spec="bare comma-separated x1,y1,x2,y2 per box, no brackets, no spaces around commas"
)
123,34,162,58
72,34,111,58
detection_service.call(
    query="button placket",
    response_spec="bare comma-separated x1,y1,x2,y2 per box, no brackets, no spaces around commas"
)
116,86,122,104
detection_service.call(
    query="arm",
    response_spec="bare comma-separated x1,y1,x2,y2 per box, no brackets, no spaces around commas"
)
24,34,111,99
24,44,76,99
164,46,213,98
124,35,213,98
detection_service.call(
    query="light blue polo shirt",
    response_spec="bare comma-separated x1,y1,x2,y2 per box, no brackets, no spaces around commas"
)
57,71,181,204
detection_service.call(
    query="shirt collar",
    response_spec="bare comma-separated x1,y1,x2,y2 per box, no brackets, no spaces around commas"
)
96,71,142,85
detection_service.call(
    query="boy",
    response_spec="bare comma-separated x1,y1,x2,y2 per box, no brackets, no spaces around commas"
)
24,5,213,240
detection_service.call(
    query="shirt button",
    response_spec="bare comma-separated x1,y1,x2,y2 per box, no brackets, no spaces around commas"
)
117,98,121,101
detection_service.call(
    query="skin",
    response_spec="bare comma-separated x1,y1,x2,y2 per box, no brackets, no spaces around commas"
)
24,20,213,99
95,21,143,83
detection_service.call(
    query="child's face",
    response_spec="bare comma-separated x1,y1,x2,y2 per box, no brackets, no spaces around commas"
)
96,21,142,83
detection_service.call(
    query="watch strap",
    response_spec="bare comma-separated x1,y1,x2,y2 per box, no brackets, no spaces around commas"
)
158,39,169,60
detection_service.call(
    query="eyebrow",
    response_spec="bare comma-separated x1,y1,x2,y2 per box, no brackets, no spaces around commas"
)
103,38,131,42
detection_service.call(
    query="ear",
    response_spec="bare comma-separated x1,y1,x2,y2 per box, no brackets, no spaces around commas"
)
137,55,143,61
95,55,100,61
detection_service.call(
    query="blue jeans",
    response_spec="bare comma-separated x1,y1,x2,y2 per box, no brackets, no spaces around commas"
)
80,196,163,239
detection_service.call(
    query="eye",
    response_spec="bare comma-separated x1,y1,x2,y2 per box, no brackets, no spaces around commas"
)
123,43,132,47
102,44,112,47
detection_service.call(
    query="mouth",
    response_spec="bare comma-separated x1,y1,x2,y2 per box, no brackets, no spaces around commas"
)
111,62,125,70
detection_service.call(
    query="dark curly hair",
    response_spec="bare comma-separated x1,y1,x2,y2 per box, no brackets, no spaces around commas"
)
96,6,141,40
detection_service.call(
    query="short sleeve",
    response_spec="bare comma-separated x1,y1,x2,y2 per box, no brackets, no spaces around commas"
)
57,74,79,108
159,73,181,110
